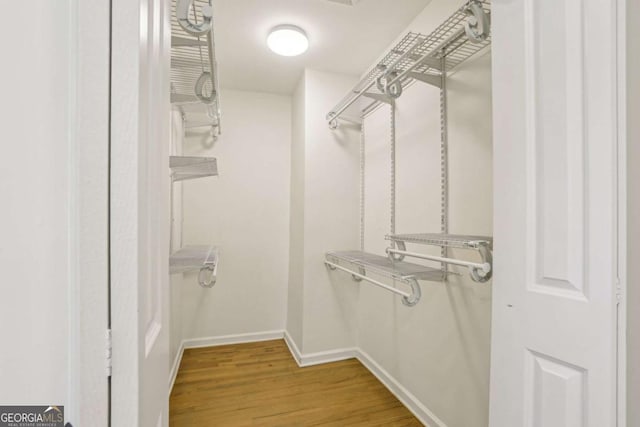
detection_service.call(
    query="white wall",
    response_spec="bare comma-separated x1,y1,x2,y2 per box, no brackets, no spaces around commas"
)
356,2,493,426
0,0,72,408
299,69,361,354
177,89,292,341
287,75,306,346
0,3,111,425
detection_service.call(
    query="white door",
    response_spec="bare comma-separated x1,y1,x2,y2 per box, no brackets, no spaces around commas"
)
489,0,620,426
111,0,172,425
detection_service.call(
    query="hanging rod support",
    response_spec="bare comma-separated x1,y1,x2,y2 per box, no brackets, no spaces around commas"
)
406,72,443,88
362,92,394,105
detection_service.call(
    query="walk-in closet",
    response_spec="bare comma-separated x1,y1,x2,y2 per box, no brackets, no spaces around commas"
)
168,0,493,425
1,0,632,426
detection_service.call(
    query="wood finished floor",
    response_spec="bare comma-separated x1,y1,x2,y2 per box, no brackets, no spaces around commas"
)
170,340,423,426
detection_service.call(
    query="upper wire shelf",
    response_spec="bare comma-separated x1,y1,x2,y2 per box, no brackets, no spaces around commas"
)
170,245,219,288
386,233,493,283
170,156,218,181
326,0,491,128
171,0,221,136
387,233,493,250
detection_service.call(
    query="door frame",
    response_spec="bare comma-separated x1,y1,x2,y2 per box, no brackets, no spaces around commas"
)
616,0,640,427
68,0,111,425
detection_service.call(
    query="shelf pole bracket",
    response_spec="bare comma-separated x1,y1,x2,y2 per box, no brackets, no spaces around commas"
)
362,92,394,105
407,72,443,88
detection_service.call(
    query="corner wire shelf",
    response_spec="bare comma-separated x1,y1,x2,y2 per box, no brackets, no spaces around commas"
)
324,250,448,307
171,0,221,136
386,233,493,283
326,0,491,128
170,155,218,181
170,245,219,288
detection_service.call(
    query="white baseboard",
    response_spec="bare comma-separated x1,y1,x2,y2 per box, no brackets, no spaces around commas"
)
168,343,185,394
283,330,303,365
182,330,285,349
283,331,356,367
356,349,446,427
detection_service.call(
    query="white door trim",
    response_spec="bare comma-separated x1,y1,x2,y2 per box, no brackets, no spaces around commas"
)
616,0,628,425
68,0,111,425
110,0,144,423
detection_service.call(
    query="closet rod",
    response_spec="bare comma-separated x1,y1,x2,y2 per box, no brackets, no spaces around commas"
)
386,248,491,275
324,261,411,298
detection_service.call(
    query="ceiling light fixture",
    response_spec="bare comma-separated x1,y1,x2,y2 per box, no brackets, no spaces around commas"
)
267,25,309,57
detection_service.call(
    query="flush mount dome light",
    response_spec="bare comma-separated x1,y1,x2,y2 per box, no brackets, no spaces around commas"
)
267,25,309,57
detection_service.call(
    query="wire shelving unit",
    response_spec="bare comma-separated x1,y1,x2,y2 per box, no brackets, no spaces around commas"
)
324,0,494,299
171,0,221,135
326,0,491,128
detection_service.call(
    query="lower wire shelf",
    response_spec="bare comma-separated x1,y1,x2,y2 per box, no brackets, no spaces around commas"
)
324,250,447,307
170,245,219,288
326,250,446,282
170,156,218,181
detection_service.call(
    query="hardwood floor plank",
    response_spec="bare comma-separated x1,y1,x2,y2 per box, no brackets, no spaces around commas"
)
170,340,424,426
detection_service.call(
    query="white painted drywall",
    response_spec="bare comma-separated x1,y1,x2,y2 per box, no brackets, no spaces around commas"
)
627,0,640,422
0,3,111,424
0,0,72,409
178,89,292,340
287,76,306,347
298,69,361,354
357,1,493,426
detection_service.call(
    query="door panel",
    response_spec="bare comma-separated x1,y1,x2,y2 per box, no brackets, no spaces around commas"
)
490,0,619,425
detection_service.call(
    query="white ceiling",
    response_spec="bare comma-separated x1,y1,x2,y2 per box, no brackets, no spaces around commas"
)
213,0,432,94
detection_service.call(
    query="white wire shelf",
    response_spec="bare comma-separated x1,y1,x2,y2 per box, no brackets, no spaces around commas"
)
387,233,493,250
325,250,446,282
386,233,493,283
170,156,218,181
326,0,491,127
325,250,447,307
171,0,221,135
170,245,219,288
